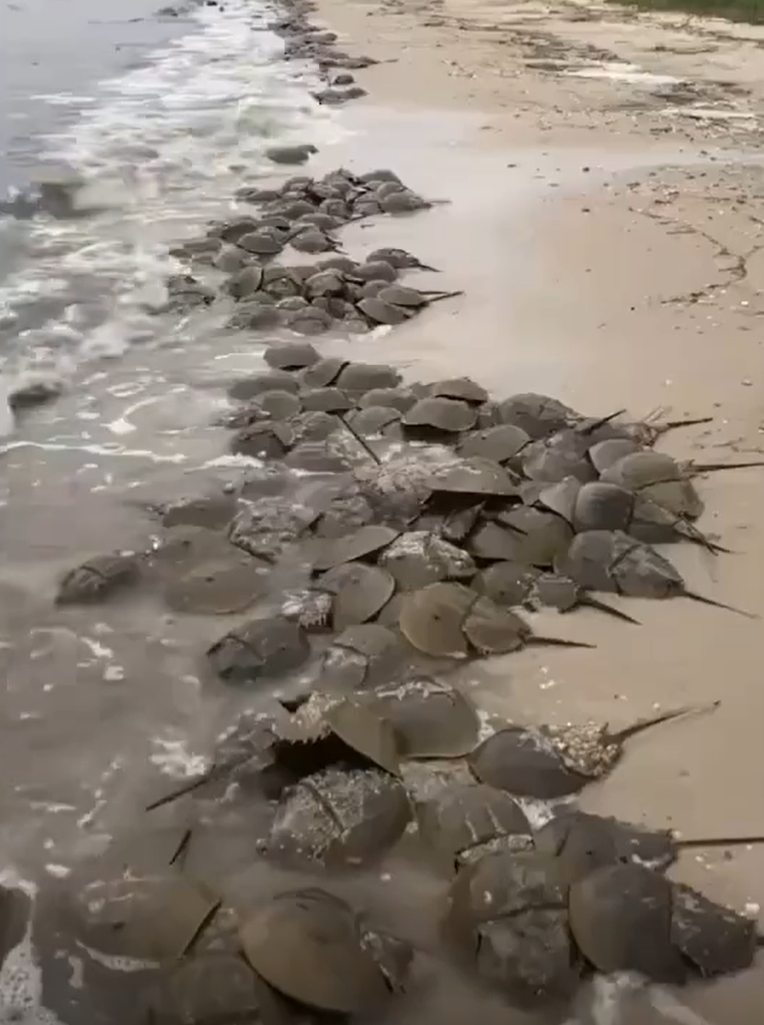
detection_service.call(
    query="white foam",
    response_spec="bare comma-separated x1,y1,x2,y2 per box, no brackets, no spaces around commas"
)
149,733,207,778
564,62,682,88
0,440,188,463
0,870,63,1025
0,0,349,384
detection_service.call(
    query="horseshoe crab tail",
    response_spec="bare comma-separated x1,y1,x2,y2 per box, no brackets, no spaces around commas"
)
169,828,193,866
610,700,721,744
689,460,764,474
146,773,215,811
578,595,641,625
335,412,381,465
527,636,596,650
675,521,731,555
682,589,758,619
146,750,254,811
655,416,714,435
423,289,464,304
579,409,627,435
415,262,440,273
677,835,764,851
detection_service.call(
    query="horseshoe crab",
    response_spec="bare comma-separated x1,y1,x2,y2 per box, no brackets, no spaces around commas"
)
429,378,488,404
427,457,519,498
472,560,542,606
300,387,353,414
353,260,398,283
569,864,686,982
335,362,402,394
522,431,597,484
349,405,402,436
289,229,338,254
322,624,404,689
311,524,400,570
239,890,393,1013
230,421,295,460
56,552,141,605
600,451,705,520
469,727,588,799
229,497,316,561
147,952,271,1025
369,676,480,758
418,784,533,866
471,704,715,799
267,766,411,868
163,553,270,615
472,508,573,568
400,583,589,659
250,389,302,420
317,256,358,274
311,485,375,539
286,442,351,474
236,232,284,257
357,297,412,325
671,882,757,976
587,438,641,473
403,397,478,433
358,387,417,412
378,531,476,591
228,371,299,401
398,582,475,658
471,561,636,624
226,264,264,299
160,494,236,531
264,342,320,371
558,530,754,616
531,572,638,624
542,479,723,553
535,811,677,885
374,284,430,309
298,356,347,388
207,617,310,684
499,394,578,440
457,424,531,466
444,851,577,1007
366,247,437,271
379,189,429,214
321,562,396,629
288,410,339,445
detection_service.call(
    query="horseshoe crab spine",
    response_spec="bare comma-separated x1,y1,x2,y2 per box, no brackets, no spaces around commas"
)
689,460,764,474
677,835,764,850
578,409,627,436
145,749,256,811
420,289,464,303
608,700,721,744
682,589,758,619
525,636,597,650
656,416,713,435
336,412,382,464
577,595,641,625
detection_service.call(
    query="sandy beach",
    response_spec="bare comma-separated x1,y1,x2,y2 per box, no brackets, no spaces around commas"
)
2,0,764,1020
300,0,764,1019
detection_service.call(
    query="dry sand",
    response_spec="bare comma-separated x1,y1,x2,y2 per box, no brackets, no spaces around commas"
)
304,0,764,1020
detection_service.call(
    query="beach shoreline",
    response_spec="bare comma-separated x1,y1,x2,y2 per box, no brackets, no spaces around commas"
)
1,0,764,1020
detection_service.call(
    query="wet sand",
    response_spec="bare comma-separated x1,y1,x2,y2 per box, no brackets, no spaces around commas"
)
299,0,764,1020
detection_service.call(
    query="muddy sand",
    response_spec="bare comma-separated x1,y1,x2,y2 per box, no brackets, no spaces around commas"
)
2,0,764,1022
